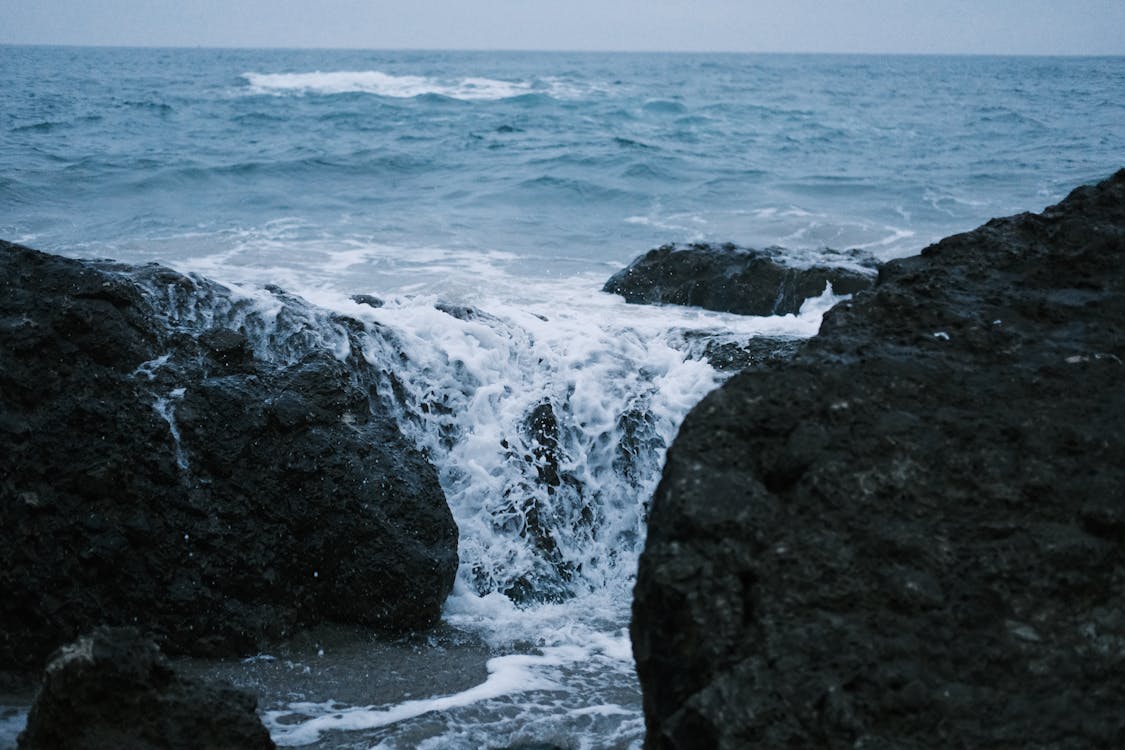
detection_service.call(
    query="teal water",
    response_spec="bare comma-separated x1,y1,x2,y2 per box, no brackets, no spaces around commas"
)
3,47,1123,288
2,46,1123,750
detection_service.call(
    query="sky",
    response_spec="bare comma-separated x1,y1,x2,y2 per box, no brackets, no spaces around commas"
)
2,0,1124,55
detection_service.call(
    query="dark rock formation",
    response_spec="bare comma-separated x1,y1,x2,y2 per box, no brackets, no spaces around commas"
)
19,626,274,750
0,241,458,671
674,332,804,372
603,243,876,316
485,401,582,605
632,170,1125,748
350,293,384,309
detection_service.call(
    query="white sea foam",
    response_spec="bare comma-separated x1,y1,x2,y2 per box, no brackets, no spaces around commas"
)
131,352,172,380
923,186,991,218
849,226,916,250
358,276,832,601
241,70,590,101
622,210,708,240
152,389,188,471
240,262,844,748
264,617,644,749
624,205,917,262
264,650,566,745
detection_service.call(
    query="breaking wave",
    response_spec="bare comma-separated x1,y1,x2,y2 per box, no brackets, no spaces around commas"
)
241,70,590,101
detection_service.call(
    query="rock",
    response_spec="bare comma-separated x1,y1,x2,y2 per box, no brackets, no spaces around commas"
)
673,332,804,372
632,170,1125,748
350,293,384,309
603,243,876,316
0,241,459,671
486,401,581,605
18,626,274,750
435,301,505,324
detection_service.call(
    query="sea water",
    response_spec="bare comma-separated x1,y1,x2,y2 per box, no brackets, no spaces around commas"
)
1,46,1123,749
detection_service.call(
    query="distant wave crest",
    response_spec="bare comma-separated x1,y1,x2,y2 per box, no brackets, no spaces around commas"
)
241,70,584,101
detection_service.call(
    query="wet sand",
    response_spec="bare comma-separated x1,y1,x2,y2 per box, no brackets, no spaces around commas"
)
174,623,497,748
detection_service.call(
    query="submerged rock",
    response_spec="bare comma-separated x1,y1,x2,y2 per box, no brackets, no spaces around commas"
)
603,242,876,316
487,400,583,605
19,626,274,750
350,293,384,309
632,170,1125,748
0,241,458,671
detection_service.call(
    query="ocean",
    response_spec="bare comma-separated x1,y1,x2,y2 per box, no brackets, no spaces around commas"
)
2,46,1123,749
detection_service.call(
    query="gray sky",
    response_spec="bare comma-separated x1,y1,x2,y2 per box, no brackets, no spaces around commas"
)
2,0,1124,55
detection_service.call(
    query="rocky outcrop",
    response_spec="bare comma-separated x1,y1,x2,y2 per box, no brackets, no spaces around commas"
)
632,170,1125,748
19,627,274,750
673,333,804,372
0,241,458,671
603,243,876,316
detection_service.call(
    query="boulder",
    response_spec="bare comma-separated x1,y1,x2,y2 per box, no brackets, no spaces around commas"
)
19,626,274,750
632,170,1125,748
603,243,876,316
0,241,459,671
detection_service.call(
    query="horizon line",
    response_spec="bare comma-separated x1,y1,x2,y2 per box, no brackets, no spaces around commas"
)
2,41,1123,59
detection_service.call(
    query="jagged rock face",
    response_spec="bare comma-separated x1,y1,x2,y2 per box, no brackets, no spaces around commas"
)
18,627,275,750
603,243,876,316
632,170,1125,749
0,242,458,670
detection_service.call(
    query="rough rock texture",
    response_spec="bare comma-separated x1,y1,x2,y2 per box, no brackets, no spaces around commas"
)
0,241,459,671
603,243,876,316
674,333,804,373
632,170,1125,749
19,627,274,750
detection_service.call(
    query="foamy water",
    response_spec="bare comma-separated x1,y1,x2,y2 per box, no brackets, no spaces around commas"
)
226,272,842,749
242,70,596,101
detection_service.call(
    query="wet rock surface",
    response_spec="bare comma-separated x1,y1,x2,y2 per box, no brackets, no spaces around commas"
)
0,241,458,671
675,333,805,373
632,170,1125,748
18,626,274,750
603,243,876,316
